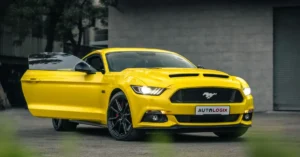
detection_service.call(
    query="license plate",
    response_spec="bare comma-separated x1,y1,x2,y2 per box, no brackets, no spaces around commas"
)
195,106,230,115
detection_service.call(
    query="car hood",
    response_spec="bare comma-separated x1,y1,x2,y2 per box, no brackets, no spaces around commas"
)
121,68,242,88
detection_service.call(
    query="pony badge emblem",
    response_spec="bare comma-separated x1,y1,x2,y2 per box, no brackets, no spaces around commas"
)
202,92,217,99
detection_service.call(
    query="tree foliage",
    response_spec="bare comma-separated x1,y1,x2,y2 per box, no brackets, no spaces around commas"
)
0,0,12,22
3,0,108,55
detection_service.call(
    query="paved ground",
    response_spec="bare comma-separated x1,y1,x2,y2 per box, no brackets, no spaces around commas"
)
1,109,300,157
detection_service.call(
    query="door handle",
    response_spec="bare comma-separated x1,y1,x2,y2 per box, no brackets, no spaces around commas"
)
23,78,40,83
30,78,40,83
30,78,37,81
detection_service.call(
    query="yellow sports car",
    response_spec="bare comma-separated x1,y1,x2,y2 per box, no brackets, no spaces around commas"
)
21,48,254,141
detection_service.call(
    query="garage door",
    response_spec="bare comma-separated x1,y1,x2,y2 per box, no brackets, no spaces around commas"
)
274,7,300,111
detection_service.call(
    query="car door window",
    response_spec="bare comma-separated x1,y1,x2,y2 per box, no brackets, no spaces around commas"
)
85,55,104,72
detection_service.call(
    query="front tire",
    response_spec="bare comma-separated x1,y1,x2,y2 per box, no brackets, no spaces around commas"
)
214,127,248,139
52,119,78,131
107,91,145,141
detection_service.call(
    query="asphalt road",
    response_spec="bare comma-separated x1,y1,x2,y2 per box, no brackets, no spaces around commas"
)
1,109,300,157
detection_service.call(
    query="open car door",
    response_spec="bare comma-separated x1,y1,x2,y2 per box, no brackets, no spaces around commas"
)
21,52,105,121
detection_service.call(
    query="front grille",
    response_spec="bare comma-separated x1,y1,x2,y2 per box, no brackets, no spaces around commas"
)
175,114,240,123
170,87,244,103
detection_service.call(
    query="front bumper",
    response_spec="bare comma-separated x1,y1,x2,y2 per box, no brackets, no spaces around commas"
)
125,85,254,129
134,112,253,130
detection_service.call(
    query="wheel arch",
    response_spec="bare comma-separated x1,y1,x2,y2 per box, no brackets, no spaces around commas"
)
108,86,134,107
105,86,134,123
109,88,123,101
105,76,145,125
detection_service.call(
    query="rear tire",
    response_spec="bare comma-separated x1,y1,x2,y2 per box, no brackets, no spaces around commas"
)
107,91,145,141
52,119,78,131
214,127,248,139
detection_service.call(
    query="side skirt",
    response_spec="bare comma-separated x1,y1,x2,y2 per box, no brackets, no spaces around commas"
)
69,120,107,128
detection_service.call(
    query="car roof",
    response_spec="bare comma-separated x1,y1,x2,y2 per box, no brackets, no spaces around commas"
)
86,47,176,56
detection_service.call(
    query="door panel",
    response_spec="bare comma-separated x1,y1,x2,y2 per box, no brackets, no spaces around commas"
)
21,52,106,122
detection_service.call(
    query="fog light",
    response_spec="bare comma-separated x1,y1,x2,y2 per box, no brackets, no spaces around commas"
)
244,114,250,120
152,115,158,121
141,110,168,123
242,113,252,121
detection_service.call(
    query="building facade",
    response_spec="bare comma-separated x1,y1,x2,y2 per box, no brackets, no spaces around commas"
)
108,0,300,112
88,19,108,48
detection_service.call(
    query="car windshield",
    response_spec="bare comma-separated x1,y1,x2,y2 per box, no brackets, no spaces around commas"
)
105,51,196,72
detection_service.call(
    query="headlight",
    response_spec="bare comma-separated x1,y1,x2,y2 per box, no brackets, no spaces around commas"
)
131,85,165,96
243,87,251,96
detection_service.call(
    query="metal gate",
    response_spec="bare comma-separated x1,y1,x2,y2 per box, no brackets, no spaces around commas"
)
273,7,300,111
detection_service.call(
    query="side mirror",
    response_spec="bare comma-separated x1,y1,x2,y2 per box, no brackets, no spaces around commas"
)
75,62,96,74
99,69,105,74
197,65,205,69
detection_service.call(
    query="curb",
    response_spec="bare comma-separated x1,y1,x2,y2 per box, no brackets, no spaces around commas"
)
254,110,300,115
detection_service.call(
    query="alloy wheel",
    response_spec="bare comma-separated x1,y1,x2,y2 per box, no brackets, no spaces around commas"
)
52,118,61,129
107,95,133,138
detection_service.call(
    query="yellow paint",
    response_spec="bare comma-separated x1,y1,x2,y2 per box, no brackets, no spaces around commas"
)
21,48,254,128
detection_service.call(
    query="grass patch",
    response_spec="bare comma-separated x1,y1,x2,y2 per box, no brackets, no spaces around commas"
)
0,114,79,157
245,132,300,157
149,132,176,157
0,115,37,157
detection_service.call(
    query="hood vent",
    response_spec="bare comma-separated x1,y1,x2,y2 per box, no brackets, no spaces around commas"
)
169,73,199,78
203,74,229,78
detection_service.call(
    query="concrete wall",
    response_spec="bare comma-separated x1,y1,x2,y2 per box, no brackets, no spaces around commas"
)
0,30,62,58
108,0,300,111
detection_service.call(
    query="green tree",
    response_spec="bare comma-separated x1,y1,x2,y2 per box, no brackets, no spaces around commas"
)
0,0,12,22
3,0,108,55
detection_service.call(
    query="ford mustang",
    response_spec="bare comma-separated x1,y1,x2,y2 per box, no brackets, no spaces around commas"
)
21,48,254,141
